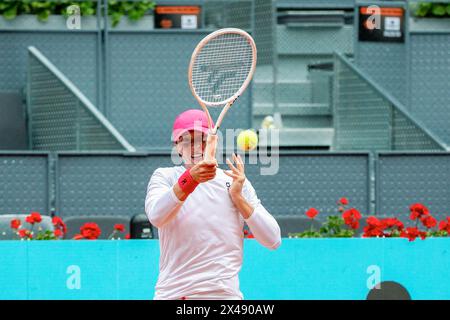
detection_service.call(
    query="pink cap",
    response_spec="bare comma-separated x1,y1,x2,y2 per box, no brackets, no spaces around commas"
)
171,109,213,142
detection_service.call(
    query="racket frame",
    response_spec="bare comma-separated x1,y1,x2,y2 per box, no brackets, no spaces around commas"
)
188,28,257,136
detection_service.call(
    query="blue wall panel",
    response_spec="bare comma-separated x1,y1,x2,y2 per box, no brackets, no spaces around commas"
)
1,239,450,300
27,241,119,299
0,241,28,299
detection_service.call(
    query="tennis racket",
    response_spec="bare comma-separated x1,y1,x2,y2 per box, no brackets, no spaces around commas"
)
188,28,257,162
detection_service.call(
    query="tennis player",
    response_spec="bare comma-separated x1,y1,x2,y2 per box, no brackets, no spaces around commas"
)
145,109,281,300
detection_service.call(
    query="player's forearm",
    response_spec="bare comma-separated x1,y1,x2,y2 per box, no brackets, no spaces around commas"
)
173,182,190,201
236,196,281,250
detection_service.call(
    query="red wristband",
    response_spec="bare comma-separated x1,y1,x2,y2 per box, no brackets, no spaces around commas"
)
178,169,199,194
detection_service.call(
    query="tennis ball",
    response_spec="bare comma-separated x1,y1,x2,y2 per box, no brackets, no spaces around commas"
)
261,115,275,129
237,130,258,151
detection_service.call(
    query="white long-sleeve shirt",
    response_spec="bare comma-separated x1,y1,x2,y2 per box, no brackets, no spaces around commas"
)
145,165,281,300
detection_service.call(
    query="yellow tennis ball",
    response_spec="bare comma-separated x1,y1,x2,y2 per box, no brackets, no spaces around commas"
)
237,130,258,151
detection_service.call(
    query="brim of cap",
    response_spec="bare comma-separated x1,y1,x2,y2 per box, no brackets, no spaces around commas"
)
171,126,210,142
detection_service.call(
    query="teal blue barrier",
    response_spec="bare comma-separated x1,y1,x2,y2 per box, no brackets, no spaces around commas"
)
1,238,449,300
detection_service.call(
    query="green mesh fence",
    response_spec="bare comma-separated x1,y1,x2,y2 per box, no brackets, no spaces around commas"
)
333,52,448,152
27,46,135,152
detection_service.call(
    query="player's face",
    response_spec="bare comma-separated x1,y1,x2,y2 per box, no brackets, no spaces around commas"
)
177,130,207,166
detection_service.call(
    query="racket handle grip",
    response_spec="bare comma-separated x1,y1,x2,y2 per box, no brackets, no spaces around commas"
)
204,134,218,162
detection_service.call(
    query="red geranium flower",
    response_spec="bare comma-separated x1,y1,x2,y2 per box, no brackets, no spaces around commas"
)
305,208,319,219
10,219,21,229
52,216,67,234
73,234,84,240
125,234,130,240
18,229,32,239
54,229,63,238
80,222,101,240
342,208,361,230
243,229,254,238
378,217,404,237
420,215,437,229
25,212,42,225
409,203,429,220
114,224,125,232
400,227,427,242
438,217,450,233
381,217,404,231
339,197,349,206
362,216,385,237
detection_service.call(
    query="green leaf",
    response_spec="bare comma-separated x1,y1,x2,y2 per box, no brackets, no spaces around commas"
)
110,11,123,27
432,4,446,16
31,1,49,9
319,226,328,234
288,230,322,238
415,2,432,17
37,9,50,22
3,5,17,20
138,1,154,11
0,2,10,11
447,4,450,16
128,9,144,21
122,2,134,12
81,7,95,16
21,3,31,14
35,229,58,240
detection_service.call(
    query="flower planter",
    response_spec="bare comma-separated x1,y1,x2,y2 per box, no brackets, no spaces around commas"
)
0,14,99,31
409,17,450,33
0,14,155,31
106,15,154,31
1,238,450,299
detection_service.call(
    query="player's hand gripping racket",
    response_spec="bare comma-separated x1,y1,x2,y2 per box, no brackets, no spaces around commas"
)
188,28,257,162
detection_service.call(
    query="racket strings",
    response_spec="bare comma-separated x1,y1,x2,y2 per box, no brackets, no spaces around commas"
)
192,33,254,104
195,36,252,92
